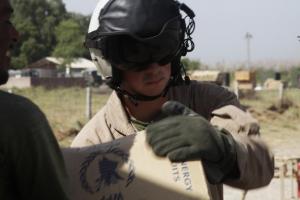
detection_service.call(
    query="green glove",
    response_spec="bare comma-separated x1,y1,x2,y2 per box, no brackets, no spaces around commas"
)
146,101,239,184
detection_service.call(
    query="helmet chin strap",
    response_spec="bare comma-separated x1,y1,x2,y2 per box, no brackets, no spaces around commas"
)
114,77,174,106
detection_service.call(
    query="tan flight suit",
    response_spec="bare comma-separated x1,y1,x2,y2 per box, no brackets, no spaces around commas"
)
71,81,274,200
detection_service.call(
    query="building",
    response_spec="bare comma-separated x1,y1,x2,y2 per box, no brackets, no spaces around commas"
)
24,57,97,78
189,70,229,86
3,57,99,89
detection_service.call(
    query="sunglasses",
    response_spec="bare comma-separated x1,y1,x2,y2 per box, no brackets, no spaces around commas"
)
117,38,181,71
103,30,182,71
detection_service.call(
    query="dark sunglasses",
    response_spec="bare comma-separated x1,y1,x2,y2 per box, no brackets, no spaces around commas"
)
103,30,182,71
116,38,181,71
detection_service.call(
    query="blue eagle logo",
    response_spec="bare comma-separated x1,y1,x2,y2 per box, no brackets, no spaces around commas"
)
96,157,124,190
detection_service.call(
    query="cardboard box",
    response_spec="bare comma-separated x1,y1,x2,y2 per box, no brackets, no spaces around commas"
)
62,132,210,200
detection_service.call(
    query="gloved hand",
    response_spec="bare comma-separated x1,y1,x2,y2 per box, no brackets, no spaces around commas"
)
146,101,239,184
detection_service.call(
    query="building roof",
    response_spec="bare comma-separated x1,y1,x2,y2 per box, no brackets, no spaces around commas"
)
27,58,58,69
66,58,97,70
190,70,222,82
27,57,97,71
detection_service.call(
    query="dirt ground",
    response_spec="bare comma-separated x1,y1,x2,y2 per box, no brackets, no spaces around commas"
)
224,178,298,200
227,90,300,200
246,100,300,158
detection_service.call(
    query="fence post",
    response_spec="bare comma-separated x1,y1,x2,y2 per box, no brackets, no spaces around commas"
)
278,83,284,106
291,160,295,199
234,81,239,99
297,161,300,199
86,86,92,120
280,162,285,200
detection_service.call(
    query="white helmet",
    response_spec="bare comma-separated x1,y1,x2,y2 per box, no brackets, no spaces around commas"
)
88,0,112,79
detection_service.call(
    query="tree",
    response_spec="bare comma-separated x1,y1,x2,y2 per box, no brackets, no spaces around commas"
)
10,0,91,69
181,58,202,71
255,67,276,85
285,66,300,87
52,19,88,65
67,13,90,33
10,0,67,68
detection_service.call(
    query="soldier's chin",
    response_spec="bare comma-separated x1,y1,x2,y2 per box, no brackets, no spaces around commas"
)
0,69,9,85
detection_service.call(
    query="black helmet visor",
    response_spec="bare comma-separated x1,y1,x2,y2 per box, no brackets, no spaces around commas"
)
100,19,182,71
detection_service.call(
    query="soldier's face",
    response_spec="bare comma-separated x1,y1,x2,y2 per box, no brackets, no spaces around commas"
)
0,0,19,85
121,62,171,97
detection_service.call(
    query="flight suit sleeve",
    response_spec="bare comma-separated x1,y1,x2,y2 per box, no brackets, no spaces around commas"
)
71,108,113,147
210,105,274,189
188,82,241,119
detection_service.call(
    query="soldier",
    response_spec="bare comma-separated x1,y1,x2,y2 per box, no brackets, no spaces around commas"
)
0,0,70,199
71,0,274,199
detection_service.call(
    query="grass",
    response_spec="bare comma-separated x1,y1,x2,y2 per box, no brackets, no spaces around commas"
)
5,86,300,155
240,88,300,156
9,86,110,146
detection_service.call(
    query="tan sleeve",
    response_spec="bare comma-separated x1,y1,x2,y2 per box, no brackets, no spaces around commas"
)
210,105,274,189
71,108,113,147
210,105,260,136
226,135,274,189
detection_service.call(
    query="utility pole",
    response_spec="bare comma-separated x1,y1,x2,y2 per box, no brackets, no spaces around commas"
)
245,32,253,69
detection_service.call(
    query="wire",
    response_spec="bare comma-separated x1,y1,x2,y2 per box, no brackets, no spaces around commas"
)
183,16,195,53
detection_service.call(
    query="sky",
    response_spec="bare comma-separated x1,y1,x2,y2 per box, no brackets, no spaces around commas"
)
62,0,300,66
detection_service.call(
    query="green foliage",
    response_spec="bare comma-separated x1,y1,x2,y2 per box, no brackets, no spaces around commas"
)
255,66,300,87
10,0,66,68
10,0,89,69
67,13,90,32
285,67,300,87
11,87,110,145
255,68,275,84
52,19,87,65
181,58,202,71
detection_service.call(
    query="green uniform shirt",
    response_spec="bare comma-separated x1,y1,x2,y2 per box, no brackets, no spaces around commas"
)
130,117,149,131
0,90,70,200
130,111,166,132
